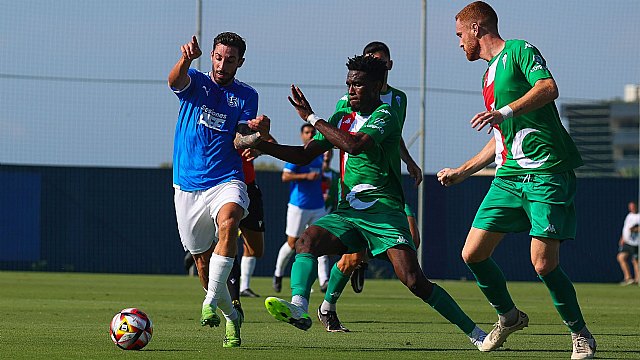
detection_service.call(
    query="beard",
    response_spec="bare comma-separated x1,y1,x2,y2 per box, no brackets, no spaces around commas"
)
465,39,481,61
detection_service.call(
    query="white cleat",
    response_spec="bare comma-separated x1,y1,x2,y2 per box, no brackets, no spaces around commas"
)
480,310,529,352
571,333,596,359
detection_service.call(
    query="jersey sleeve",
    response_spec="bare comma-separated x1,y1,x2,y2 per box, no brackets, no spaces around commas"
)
239,90,258,124
358,107,399,145
283,162,297,173
513,41,553,86
172,68,200,100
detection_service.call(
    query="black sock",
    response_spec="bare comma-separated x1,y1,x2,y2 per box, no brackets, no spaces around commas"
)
227,256,241,302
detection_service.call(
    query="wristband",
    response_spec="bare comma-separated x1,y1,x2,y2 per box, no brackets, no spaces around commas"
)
306,114,322,126
497,105,513,120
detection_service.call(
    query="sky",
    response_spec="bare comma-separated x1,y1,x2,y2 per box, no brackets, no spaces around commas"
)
0,0,638,173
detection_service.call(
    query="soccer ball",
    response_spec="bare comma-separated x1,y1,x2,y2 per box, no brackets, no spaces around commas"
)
109,308,153,350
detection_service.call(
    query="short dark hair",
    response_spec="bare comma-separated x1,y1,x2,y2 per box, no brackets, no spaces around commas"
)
346,55,387,83
213,32,246,58
363,41,390,59
300,123,315,133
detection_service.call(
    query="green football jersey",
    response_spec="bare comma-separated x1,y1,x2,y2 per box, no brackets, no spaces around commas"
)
482,39,583,176
335,85,408,128
313,103,404,212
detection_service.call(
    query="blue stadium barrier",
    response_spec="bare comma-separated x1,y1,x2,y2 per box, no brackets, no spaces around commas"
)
0,165,636,283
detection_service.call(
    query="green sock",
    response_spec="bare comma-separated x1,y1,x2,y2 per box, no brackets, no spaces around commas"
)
324,263,350,304
290,253,317,299
538,266,586,333
426,284,476,335
466,258,515,314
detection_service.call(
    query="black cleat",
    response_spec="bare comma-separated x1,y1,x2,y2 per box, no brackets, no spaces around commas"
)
240,288,260,298
317,306,350,332
350,262,368,293
273,276,282,293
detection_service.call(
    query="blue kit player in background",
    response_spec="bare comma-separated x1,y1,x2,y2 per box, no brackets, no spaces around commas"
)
274,124,330,294
168,32,270,348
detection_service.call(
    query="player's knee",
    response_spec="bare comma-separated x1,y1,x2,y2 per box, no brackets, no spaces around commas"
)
404,273,433,298
218,216,240,235
532,259,557,276
461,247,484,264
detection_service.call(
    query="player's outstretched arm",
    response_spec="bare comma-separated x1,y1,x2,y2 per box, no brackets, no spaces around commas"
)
256,138,330,166
288,85,374,155
168,36,202,91
437,139,495,187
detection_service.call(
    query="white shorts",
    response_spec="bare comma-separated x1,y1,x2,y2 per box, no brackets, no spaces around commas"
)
174,180,249,254
285,204,327,238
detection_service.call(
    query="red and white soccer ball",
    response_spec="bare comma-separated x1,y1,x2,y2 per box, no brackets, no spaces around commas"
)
109,308,153,350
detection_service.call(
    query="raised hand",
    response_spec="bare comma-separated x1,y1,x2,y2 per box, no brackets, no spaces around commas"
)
181,35,202,61
287,85,314,121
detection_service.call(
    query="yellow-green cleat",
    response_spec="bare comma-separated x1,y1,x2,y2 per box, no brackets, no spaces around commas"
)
264,297,312,330
223,310,244,348
200,304,221,327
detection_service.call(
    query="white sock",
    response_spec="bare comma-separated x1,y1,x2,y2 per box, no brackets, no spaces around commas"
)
320,300,335,313
240,256,256,291
274,242,295,277
291,295,309,313
204,253,237,321
317,255,330,285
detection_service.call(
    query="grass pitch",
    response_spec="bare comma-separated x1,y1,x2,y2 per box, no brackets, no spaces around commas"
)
1,271,638,359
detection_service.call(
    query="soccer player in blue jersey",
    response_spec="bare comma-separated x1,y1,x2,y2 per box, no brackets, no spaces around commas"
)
168,32,269,348
273,124,330,294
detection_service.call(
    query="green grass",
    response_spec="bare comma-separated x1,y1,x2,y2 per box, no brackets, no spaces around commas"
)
0,271,638,359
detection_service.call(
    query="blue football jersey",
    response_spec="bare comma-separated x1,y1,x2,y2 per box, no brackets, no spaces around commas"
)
284,154,324,210
172,68,258,191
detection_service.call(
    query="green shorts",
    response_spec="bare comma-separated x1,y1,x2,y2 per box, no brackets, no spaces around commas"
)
313,207,415,257
472,171,577,240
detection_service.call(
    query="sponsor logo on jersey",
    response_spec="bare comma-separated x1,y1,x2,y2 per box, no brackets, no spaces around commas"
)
198,105,228,130
530,54,548,72
228,95,239,108
364,118,385,134
395,95,402,107
502,53,508,69
202,86,210,96
524,42,533,49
